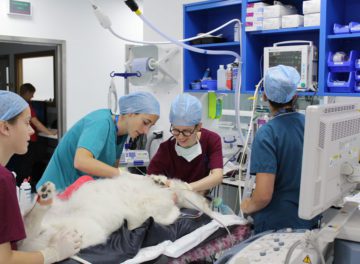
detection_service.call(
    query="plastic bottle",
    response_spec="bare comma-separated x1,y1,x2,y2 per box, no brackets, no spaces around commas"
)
226,64,233,90
232,59,239,90
213,197,235,215
217,65,226,90
234,22,240,42
19,179,32,210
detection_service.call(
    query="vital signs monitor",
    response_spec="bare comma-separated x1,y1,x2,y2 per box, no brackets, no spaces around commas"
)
264,40,318,91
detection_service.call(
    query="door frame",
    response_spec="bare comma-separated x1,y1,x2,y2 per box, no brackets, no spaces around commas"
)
0,35,66,137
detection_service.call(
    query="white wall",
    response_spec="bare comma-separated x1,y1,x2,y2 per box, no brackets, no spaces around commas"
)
0,0,143,128
142,0,219,139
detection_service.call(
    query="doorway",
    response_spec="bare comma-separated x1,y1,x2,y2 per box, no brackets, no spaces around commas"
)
0,35,66,189
0,35,66,135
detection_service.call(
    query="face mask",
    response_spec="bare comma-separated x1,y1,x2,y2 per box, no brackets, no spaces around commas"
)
175,140,202,162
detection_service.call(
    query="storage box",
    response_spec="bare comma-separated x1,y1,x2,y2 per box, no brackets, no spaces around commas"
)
282,14,304,28
327,50,358,72
263,18,282,30
246,12,264,22
263,4,297,19
247,2,269,8
304,13,320,27
327,72,354,93
303,1,321,15
245,21,263,31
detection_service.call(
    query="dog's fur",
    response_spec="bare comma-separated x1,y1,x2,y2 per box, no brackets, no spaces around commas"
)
19,173,211,251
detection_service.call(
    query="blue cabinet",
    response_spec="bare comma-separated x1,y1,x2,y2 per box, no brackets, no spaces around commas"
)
183,0,360,96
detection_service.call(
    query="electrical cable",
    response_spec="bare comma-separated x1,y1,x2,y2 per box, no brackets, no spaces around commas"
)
237,78,263,218
90,0,246,147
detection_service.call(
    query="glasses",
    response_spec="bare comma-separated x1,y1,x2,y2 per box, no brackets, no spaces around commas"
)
170,125,197,137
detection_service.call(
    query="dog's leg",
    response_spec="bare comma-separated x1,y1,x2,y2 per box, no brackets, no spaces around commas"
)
23,182,56,239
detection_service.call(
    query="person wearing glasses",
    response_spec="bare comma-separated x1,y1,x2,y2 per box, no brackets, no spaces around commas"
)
147,94,223,193
36,91,160,193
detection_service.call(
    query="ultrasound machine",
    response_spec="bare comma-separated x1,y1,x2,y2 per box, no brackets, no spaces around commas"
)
217,103,360,264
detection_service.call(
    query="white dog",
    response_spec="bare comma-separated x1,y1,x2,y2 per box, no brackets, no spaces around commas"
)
19,172,211,251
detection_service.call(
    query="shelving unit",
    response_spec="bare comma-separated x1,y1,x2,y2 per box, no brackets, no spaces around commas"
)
183,0,241,94
183,0,360,97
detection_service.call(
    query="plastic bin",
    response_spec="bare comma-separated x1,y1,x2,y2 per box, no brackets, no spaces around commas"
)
355,71,360,81
190,81,201,90
349,22,360,33
333,23,350,34
354,82,360,93
328,50,358,72
201,79,217,90
327,72,354,93
355,59,360,70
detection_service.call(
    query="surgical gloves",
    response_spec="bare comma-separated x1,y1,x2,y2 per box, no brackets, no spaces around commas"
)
40,229,82,264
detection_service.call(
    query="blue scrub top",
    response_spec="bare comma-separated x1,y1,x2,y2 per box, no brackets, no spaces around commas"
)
250,112,320,234
36,109,127,192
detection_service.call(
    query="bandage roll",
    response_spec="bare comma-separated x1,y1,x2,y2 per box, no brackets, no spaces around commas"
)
131,57,155,73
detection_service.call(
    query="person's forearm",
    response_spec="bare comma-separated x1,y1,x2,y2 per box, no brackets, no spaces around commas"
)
189,169,223,192
0,247,44,264
241,193,270,214
74,155,119,178
31,117,55,135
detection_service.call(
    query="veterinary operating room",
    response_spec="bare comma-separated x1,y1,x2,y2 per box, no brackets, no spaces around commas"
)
1,0,360,263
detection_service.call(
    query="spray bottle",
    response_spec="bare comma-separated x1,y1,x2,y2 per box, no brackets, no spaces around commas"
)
226,64,233,90
19,178,32,213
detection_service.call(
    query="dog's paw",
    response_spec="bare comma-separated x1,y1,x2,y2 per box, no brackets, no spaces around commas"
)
149,175,169,186
169,179,192,191
37,182,56,205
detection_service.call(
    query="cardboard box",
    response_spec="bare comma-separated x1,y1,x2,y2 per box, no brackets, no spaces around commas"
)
263,18,282,30
263,4,297,18
246,12,264,22
304,13,321,27
282,14,304,28
303,0,321,15
245,21,263,31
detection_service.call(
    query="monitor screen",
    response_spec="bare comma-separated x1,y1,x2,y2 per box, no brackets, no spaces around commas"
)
299,103,360,220
268,51,302,75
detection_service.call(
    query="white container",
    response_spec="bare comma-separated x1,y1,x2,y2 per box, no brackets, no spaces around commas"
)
282,14,304,28
234,23,240,42
226,64,233,90
303,0,321,15
263,4,297,19
217,65,227,90
245,21,263,31
304,13,320,27
246,12,264,22
263,18,282,30
19,180,32,209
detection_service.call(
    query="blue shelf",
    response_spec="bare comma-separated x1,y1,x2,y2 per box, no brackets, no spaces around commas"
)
192,42,241,48
328,33,360,39
323,92,360,97
185,0,241,12
249,26,320,36
184,89,235,94
184,0,360,97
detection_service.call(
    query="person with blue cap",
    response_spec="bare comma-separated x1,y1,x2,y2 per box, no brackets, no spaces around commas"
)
36,91,160,192
240,65,320,233
147,93,223,193
0,91,82,263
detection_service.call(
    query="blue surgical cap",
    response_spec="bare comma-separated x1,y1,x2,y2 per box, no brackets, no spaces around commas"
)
0,91,28,121
119,91,160,116
169,94,202,126
264,65,300,104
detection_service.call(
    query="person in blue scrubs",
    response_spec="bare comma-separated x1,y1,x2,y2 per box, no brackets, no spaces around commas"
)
36,91,160,192
240,65,320,234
